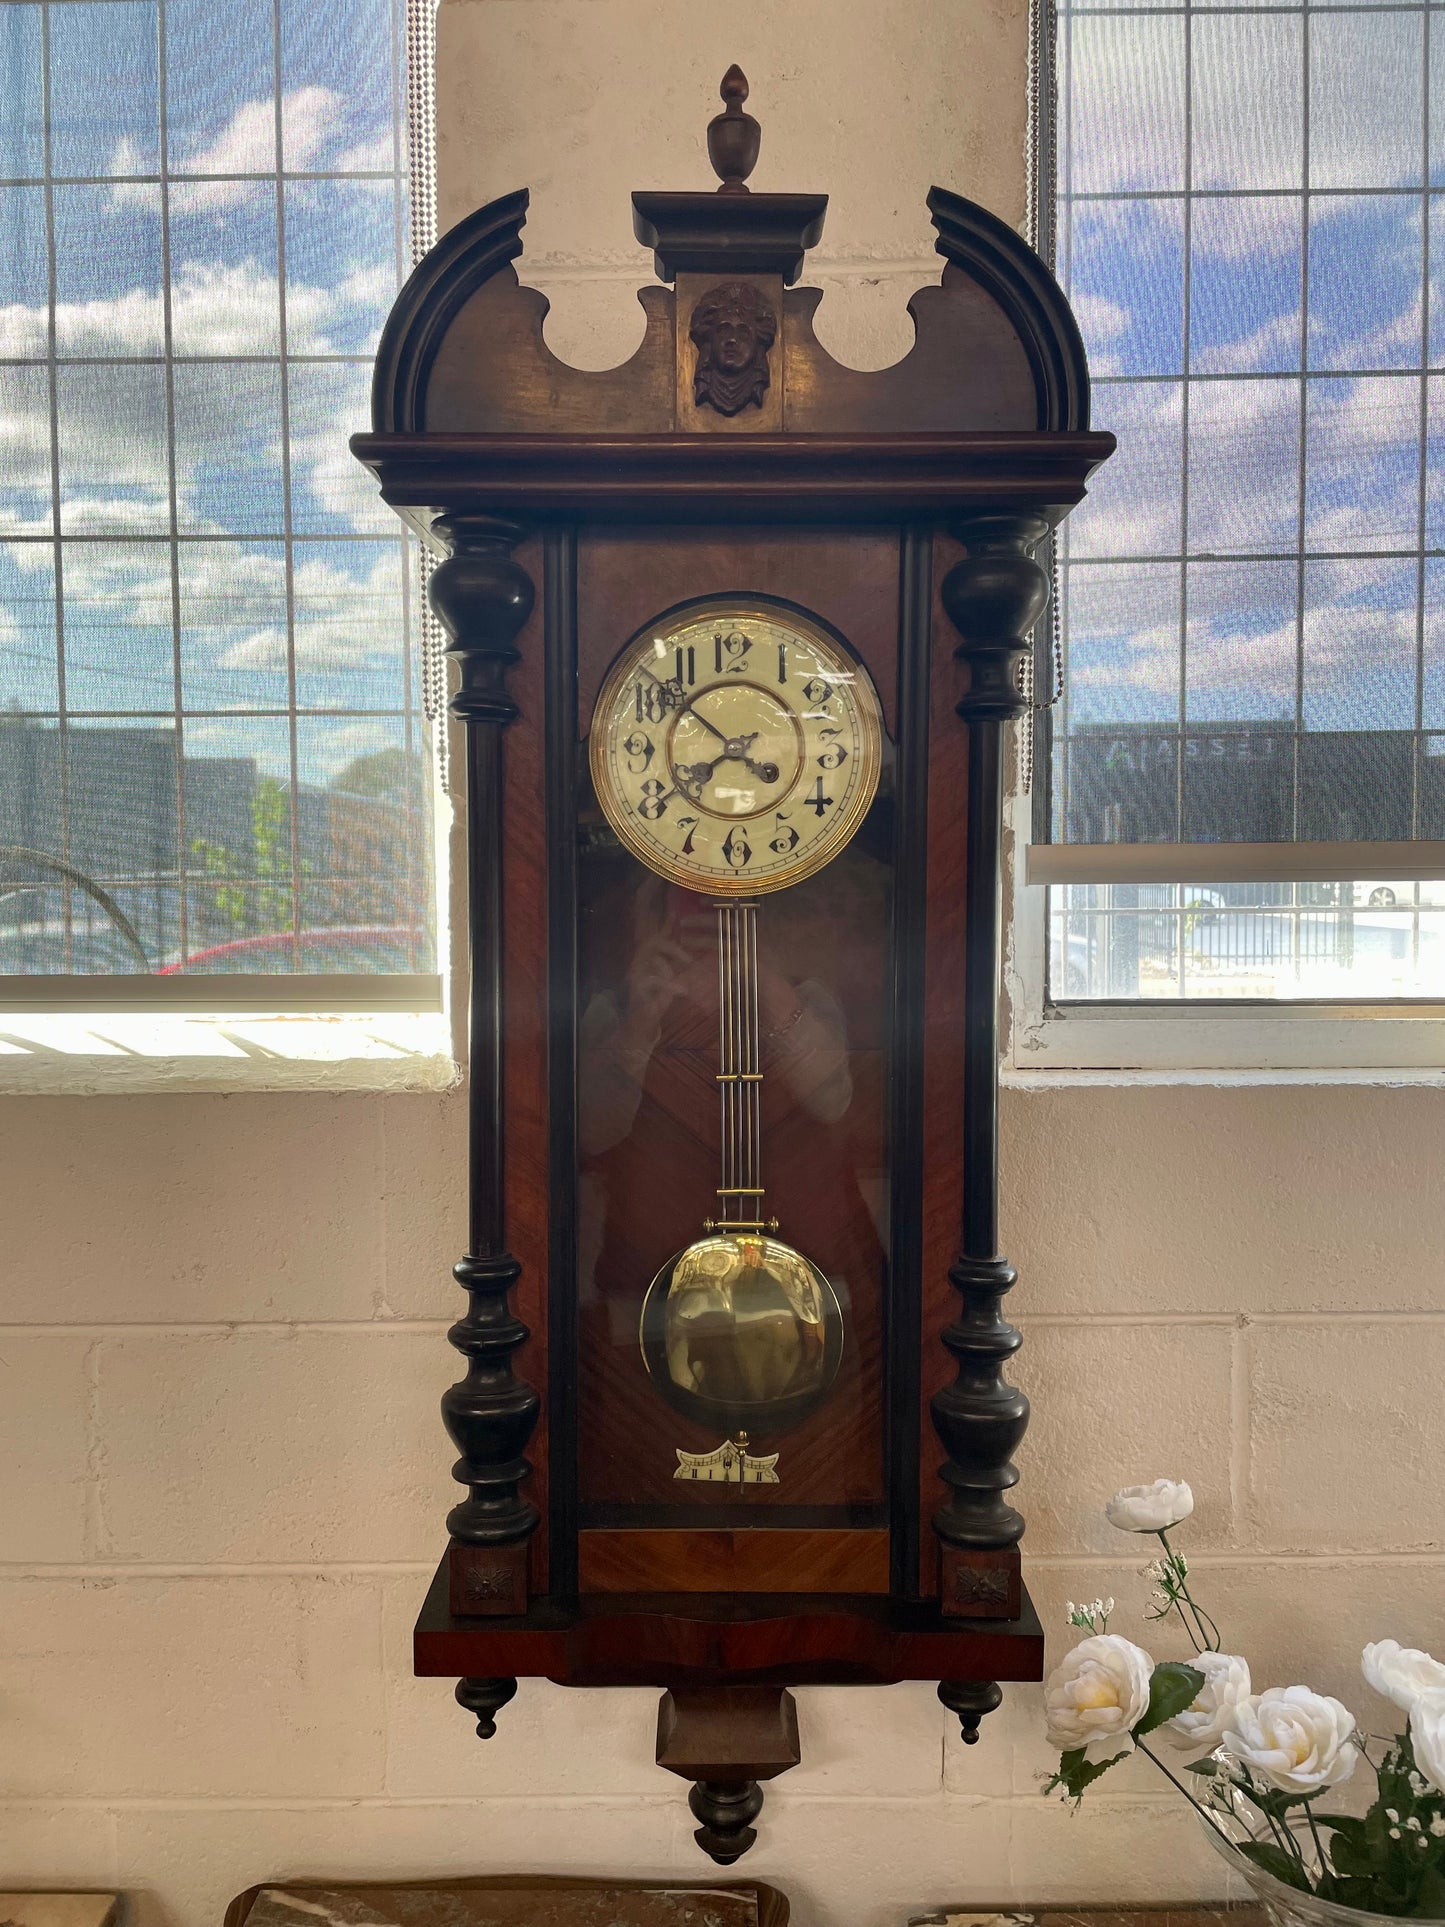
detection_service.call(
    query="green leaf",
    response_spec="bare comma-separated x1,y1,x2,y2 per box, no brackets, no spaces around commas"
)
1186,1757,1220,1777
1410,1864,1445,1916
1134,1661,1207,1739
1235,1840,1313,1894
1328,1830,1374,1880
1317,1813,1368,1842
1047,1745,1131,1800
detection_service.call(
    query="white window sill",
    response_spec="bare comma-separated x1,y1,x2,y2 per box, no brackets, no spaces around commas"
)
1005,797,1445,1084
1004,1060,1445,1090
0,1011,458,1095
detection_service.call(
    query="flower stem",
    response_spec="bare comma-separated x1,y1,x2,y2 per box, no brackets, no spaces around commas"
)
1303,1799,1330,1880
1157,1530,1219,1653
1236,1774,1308,1874
1136,1738,1237,1849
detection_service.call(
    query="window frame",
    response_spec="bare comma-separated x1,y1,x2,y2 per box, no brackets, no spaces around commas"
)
1014,0,1445,1075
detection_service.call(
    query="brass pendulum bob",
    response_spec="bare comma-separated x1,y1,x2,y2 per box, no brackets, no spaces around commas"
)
639,900,843,1437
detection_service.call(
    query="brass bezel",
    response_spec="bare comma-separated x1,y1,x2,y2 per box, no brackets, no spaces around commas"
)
588,596,884,897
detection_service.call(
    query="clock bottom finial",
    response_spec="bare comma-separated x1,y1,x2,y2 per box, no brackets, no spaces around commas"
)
689,1779,766,1863
656,1685,801,1862
938,1677,1004,1744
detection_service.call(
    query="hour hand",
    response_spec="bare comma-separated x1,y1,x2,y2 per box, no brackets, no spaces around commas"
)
673,757,718,800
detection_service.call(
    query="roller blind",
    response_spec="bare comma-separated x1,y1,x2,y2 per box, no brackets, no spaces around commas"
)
1037,0,1445,892
0,0,437,1003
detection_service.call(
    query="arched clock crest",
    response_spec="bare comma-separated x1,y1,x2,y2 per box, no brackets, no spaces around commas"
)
354,68,1113,1864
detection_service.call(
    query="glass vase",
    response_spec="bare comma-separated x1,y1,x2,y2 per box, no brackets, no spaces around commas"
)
1201,1811,1443,1927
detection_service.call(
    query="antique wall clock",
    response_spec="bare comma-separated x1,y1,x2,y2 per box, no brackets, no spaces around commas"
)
353,68,1113,1863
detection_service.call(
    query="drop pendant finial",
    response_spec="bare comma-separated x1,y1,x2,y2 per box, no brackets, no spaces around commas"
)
707,64,761,196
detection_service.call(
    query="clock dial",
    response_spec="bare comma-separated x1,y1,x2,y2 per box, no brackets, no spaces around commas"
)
589,601,884,894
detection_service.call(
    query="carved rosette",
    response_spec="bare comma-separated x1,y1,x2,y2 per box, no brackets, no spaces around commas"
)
429,515,542,1695
932,510,1051,1734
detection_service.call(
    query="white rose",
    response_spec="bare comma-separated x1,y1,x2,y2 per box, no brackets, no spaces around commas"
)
1045,1633,1154,1764
1363,1640,1445,1714
1409,1688,1445,1796
1105,1479,1195,1534
1166,1651,1253,1754
1221,1686,1358,1796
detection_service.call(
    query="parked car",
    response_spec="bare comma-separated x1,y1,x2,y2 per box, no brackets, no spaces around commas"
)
159,927,431,975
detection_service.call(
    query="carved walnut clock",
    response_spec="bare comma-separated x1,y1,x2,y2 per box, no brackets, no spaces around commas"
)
353,68,1113,1863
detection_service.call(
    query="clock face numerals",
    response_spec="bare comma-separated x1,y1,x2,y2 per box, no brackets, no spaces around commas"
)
590,602,884,894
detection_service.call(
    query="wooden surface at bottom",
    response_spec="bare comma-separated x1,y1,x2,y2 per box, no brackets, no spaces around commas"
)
908,1912,1263,1927
227,1878,788,1927
578,1528,890,1594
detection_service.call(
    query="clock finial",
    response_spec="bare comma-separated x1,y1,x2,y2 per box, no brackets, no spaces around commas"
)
707,64,760,196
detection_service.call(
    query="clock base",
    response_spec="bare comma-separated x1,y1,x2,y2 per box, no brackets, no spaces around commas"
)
415,1559,1039,1856
414,1555,1044,1687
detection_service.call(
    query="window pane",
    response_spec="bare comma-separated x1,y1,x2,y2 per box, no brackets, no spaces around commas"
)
0,542,56,710
173,364,285,535
1067,381,1183,559
1309,13,1423,193
1193,14,1302,192
1066,15,1186,195
1308,197,1422,373
166,0,274,172
0,184,48,356
0,363,54,534
1064,560,1181,736
1187,377,1301,555
287,360,392,533
49,2,160,179
56,364,169,534
1053,0,1445,1004
1064,200,1183,379
1190,197,1302,375
285,178,399,355
1052,881,1445,1001
178,539,289,711
169,186,281,356
1304,375,1421,554
0,7,45,179
0,0,426,979
1302,558,1418,735
1185,559,1297,726
53,185,164,356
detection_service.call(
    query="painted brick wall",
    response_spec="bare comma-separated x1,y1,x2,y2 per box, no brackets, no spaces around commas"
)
3,1084,1442,1924
2,1,1443,1920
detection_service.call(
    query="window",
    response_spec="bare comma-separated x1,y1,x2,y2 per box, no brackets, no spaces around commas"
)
1032,0,1445,1019
0,0,438,1010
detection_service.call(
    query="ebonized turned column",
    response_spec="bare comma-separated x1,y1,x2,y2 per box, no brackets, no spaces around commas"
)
428,514,542,1714
932,509,1050,1739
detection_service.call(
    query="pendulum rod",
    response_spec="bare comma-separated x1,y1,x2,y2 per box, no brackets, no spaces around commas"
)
709,901,774,1233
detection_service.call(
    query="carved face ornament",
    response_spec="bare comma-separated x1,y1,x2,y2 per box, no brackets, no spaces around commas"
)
690,280,777,415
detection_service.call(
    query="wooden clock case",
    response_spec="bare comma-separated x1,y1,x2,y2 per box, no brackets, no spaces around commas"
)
353,71,1113,1862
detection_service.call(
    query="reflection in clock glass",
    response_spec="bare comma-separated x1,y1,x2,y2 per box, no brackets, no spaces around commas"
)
649,1231,841,1410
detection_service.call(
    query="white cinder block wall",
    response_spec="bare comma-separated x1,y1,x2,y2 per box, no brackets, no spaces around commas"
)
4,3,1444,1923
